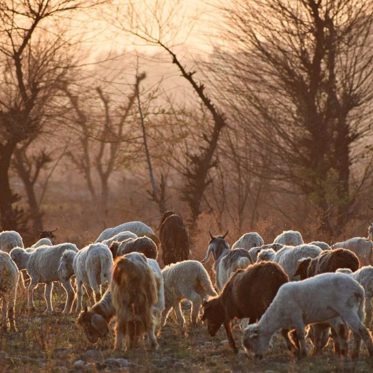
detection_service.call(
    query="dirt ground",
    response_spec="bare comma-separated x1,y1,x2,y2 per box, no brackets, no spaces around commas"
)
1,287,373,373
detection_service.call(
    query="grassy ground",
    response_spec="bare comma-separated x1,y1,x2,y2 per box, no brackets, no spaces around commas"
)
1,287,373,373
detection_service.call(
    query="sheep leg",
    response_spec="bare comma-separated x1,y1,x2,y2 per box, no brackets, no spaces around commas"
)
147,327,159,350
161,306,172,327
293,322,307,357
224,321,238,353
7,288,17,332
330,324,348,357
174,302,186,331
342,311,373,358
44,282,54,313
281,329,297,352
62,279,75,314
87,271,101,303
189,291,202,326
365,297,372,329
114,319,125,351
27,280,37,311
2,298,8,331
76,281,84,312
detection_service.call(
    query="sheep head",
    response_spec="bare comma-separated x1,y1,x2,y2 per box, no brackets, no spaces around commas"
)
202,232,229,263
294,257,312,280
243,324,270,359
9,247,29,270
201,298,225,336
77,307,109,343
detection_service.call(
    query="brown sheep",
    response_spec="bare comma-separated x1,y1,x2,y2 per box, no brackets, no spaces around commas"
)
294,248,360,280
201,261,289,352
109,236,158,260
159,212,189,265
111,252,158,351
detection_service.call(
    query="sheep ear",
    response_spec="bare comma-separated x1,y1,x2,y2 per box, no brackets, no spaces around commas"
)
222,231,229,239
209,231,214,240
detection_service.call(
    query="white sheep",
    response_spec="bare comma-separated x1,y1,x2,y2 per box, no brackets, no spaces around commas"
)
216,249,252,289
248,243,283,263
273,230,304,246
243,273,373,358
95,221,157,243
31,238,53,248
337,266,373,327
162,260,217,330
257,244,321,280
60,243,113,312
0,230,23,253
10,243,78,313
0,252,19,331
308,241,331,250
231,232,264,250
101,231,137,246
332,238,373,266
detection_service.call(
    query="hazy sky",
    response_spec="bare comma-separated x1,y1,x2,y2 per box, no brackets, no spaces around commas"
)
73,0,219,60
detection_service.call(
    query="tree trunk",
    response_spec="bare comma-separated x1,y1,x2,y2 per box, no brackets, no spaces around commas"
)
0,141,19,230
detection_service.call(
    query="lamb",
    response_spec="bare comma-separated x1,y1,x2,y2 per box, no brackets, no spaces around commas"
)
294,248,360,280
162,260,216,330
0,252,19,331
77,257,164,343
309,241,331,250
243,273,373,359
10,243,78,313
257,244,322,280
95,221,158,244
159,211,189,265
111,252,158,351
31,238,53,248
58,243,113,312
332,237,373,266
273,230,304,246
109,236,158,260
0,231,23,253
336,266,373,327
231,232,264,250
202,261,289,352
101,231,137,247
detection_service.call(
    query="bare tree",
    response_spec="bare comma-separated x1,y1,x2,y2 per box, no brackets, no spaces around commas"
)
0,0,101,231
112,0,228,233
214,0,373,238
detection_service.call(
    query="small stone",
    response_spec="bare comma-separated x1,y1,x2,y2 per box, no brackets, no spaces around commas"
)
73,359,85,369
104,357,130,369
83,349,102,361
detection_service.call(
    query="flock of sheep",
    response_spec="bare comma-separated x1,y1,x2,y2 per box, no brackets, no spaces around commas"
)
1,214,373,363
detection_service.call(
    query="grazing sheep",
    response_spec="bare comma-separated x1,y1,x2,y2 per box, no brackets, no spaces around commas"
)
248,243,283,263
231,232,264,250
309,241,331,250
10,243,78,313
111,253,158,351
0,252,19,331
337,266,373,327
243,273,373,359
77,290,114,343
332,238,373,266
273,230,304,246
159,212,189,265
0,231,23,253
109,236,158,260
162,260,216,330
258,244,322,280
31,238,53,248
201,232,231,289
294,249,360,280
202,261,289,352
95,221,158,244
77,257,164,343
101,231,137,247
58,243,113,312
